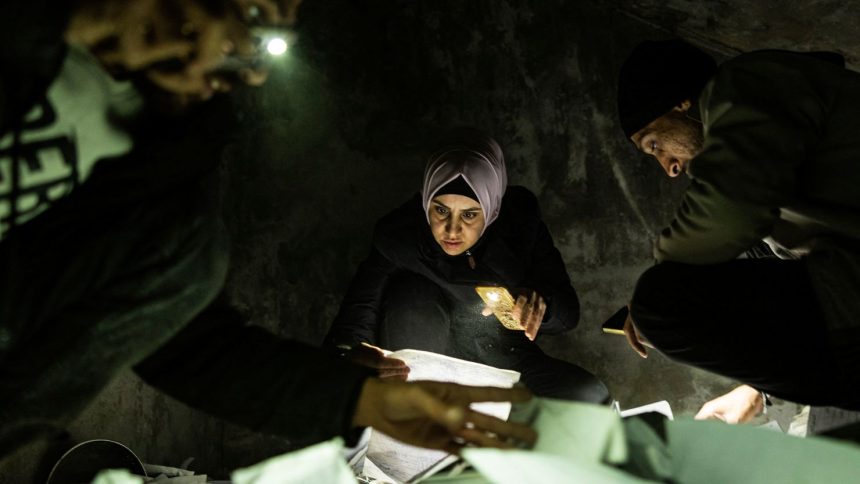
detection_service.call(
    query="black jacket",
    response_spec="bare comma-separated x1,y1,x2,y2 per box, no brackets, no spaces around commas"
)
0,1,370,455
325,186,580,348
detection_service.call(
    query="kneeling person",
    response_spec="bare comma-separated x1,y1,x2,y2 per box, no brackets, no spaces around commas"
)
615,39,860,417
325,129,608,403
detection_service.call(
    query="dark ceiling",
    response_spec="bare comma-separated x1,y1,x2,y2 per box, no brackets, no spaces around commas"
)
598,0,860,67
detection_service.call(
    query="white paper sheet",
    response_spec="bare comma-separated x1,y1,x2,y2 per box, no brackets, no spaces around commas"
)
461,449,650,484
619,400,673,420
231,438,354,484
367,349,521,483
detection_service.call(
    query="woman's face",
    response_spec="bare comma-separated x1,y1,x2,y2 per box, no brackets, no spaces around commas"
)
428,194,485,256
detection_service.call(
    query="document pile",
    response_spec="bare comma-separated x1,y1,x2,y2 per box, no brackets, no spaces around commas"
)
359,349,521,483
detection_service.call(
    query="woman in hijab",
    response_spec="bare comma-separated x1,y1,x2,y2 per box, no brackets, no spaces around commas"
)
324,129,608,402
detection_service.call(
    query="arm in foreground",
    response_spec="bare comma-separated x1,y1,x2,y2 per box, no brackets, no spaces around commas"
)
135,303,374,446
324,247,397,350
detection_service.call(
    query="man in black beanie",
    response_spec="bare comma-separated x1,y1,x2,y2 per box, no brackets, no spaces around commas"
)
615,39,860,422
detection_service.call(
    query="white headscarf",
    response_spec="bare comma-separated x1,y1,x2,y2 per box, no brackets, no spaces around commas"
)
421,129,508,236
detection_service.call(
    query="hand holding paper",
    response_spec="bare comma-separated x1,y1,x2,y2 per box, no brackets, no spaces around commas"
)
346,342,410,380
351,378,537,454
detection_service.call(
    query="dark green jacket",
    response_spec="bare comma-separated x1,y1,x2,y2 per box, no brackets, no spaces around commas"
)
656,50,860,339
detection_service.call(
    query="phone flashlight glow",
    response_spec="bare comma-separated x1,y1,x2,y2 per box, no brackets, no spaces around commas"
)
487,291,500,302
266,37,288,56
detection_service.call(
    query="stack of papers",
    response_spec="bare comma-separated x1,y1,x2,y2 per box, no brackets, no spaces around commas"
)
364,350,521,483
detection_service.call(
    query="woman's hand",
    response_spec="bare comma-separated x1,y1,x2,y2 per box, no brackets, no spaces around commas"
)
346,343,410,380
482,290,546,341
352,378,537,454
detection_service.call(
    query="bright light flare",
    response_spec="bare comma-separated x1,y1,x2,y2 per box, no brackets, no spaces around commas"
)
266,37,288,56
487,291,500,302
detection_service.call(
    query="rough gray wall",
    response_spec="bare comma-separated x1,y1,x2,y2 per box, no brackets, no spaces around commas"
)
16,0,846,479
596,0,860,68
219,0,729,416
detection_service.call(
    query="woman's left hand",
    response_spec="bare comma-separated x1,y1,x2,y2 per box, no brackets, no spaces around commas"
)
482,290,546,341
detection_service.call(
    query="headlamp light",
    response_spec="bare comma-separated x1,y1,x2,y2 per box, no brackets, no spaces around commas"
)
216,26,295,74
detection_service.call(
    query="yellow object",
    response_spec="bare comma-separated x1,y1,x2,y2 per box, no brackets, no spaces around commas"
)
475,286,524,331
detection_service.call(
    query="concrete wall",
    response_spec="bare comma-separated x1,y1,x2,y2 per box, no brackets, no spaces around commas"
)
12,0,841,479
218,0,727,415
210,0,734,472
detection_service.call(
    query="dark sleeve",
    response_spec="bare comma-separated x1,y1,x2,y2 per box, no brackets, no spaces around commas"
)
654,54,823,264
323,246,399,349
134,303,373,446
517,189,579,334
525,219,580,335
0,1,71,134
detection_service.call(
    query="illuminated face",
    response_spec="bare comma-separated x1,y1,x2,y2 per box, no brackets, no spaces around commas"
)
428,194,485,256
630,100,704,178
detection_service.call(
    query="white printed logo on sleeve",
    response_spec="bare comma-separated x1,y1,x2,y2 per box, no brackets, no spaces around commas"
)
0,45,142,238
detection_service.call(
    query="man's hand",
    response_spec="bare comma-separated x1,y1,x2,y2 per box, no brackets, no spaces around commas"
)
346,343,410,380
623,304,652,358
352,379,537,454
695,385,764,424
66,0,303,100
482,290,546,341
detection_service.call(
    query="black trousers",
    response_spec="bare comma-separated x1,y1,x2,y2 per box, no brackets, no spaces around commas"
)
378,272,609,403
0,185,228,459
631,259,860,409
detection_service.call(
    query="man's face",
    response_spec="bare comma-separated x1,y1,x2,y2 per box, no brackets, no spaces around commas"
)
630,101,704,178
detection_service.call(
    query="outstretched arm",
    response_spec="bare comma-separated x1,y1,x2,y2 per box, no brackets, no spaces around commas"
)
524,218,580,336
353,379,537,453
323,247,398,350
136,303,537,451
135,303,373,445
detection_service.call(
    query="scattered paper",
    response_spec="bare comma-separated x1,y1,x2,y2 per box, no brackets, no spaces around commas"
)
232,438,355,484
619,400,673,420
530,399,628,465
667,418,860,484
461,449,650,484
91,469,144,484
366,349,520,483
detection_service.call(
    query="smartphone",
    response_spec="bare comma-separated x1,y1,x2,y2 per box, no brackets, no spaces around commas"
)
602,306,628,335
475,286,524,331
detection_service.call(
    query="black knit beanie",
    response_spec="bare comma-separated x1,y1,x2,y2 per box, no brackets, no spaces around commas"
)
617,39,717,138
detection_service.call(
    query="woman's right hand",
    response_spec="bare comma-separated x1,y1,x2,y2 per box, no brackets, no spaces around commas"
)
346,343,410,380
482,290,546,341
